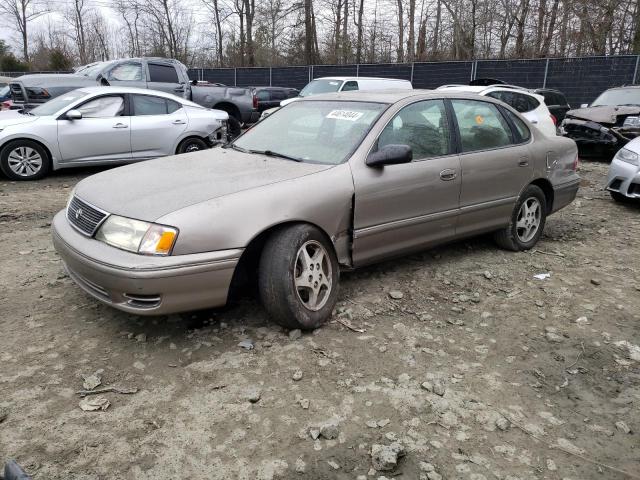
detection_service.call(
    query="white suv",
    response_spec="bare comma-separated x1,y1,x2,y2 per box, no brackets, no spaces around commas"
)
437,84,557,136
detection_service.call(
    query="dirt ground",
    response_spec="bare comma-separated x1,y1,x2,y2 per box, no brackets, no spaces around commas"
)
0,160,639,480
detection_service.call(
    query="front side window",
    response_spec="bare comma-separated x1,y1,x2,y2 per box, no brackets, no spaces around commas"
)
452,99,513,152
77,96,124,118
377,99,452,159
341,81,359,92
132,95,181,115
148,63,179,83
233,100,386,164
107,62,143,82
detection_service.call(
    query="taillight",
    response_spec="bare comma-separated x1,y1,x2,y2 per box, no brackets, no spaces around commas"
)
252,95,258,109
572,153,579,171
550,114,557,126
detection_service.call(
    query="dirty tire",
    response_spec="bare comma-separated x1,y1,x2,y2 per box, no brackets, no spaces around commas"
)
494,184,547,251
227,115,242,139
258,224,339,330
0,139,50,181
177,137,208,154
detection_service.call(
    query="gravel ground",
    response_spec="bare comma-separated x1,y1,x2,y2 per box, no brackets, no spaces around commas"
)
0,160,639,480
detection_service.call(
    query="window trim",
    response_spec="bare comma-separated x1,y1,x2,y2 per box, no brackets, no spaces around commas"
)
371,98,457,163
341,81,359,92
447,97,519,155
57,93,129,120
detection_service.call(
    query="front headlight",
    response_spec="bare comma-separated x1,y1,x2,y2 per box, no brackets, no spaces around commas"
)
95,215,178,256
613,148,639,166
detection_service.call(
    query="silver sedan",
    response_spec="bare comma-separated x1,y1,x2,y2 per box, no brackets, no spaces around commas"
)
0,87,228,180
606,136,640,202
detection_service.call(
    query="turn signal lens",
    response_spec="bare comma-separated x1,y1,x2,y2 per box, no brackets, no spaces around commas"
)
139,225,178,256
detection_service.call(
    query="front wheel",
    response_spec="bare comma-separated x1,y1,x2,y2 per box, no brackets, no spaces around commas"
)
0,140,50,180
258,224,339,330
494,185,547,251
177,137,208,154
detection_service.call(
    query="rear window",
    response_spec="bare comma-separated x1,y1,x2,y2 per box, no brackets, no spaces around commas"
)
486,91,539,113
149,63,179,83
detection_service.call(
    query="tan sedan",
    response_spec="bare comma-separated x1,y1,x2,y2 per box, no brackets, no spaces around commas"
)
52,90,580,329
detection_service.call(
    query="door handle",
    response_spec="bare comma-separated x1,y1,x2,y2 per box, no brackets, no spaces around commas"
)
113,123,128,129
172,119,186,125
439,169,457,181
518,156,529,167
530,119,538,124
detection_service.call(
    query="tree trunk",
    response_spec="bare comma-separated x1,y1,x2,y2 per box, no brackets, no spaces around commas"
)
432,0,441,56
396,0,404,62
406,0,415,61
540,0,559,56
633,0,640,54
342,0,348,62
355,0,364,63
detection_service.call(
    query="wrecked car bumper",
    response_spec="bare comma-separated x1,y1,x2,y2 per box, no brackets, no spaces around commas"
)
606,158,640,199
560,118,640,157
52,211,241,315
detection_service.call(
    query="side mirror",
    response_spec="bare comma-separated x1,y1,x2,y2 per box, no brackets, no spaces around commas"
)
366,144,412,167
66,109,82,120
580,103,589,108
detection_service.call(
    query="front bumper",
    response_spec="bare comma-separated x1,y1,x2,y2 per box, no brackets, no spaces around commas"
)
606,159,640,199
52,211,242,315
561,118,639,157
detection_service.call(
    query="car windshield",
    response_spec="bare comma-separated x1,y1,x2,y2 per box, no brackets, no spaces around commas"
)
591,88,640,107
299,79,343,97
78,62,109,78
233,100,387,164
0,85,9,96
29,90,87,116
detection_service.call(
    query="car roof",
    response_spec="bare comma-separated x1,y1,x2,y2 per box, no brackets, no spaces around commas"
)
296,89,509,104
438,84,543,99
75,86,198,105
315,76,411,83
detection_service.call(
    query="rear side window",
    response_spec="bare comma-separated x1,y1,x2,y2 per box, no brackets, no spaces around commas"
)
341,81,359,92
132,95,182,115
451,99,513,152
107,62,143,82
504,109,531,143
486,91,539,113
148,63,179,83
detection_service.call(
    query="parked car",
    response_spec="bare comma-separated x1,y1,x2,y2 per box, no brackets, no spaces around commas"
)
605,136,640,202
534,88,571,124
52,90,579,329
560,86,640,158
437,84,557,136
0,87,228,180
8,57,255,135
260,76,413,119
252,86,299,114
0,76,13,110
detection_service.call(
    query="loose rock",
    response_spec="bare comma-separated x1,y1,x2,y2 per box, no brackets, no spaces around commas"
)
292,370,303,381
389,291,404,300
615,421,631,434
289,329,302,340
371,442,405,471
320,422,339,439
79,396,110,412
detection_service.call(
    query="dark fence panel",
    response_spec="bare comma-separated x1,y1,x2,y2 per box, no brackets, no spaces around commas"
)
271,66,309,89
236,67,270,86
412,61,473,88
545,56,638,107
475,59,547,88
312,64,358,78
357,63,412,80
191,68,236,85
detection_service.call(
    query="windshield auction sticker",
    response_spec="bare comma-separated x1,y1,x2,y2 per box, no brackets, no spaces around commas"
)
326,110,364,121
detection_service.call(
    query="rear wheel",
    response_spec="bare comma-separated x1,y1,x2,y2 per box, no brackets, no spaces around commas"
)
0,140,50,181
177,137,208,154
258,224,339,330
227,115,242,139
494,185,547,251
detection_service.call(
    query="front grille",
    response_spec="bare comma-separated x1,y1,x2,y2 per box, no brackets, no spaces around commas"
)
9,83,25,103
67,196,108,236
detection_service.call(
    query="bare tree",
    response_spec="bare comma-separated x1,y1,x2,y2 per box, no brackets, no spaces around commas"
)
0,0,48,62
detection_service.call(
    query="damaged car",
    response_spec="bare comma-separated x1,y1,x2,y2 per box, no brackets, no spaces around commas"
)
560,86,640,157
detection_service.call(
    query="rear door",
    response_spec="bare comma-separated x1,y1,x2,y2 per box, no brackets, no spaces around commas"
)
57,94,131,163
129,93,188,159
147,62,187,98
450,98,533,236
352,99,461,265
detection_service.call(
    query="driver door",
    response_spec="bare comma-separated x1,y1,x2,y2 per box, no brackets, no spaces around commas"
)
57,94,132,163
351,99,461,266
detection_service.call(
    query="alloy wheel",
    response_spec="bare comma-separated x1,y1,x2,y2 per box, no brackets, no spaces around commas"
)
516,197,542,243
7,146,43,177
294,240,332,311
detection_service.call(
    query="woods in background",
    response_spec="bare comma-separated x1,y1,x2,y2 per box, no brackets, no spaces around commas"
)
1,0,640,70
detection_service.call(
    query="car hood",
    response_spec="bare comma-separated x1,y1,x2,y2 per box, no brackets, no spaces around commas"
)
74,149,333,221
565,105,640,125
0,110,38,127
13,73,96,87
